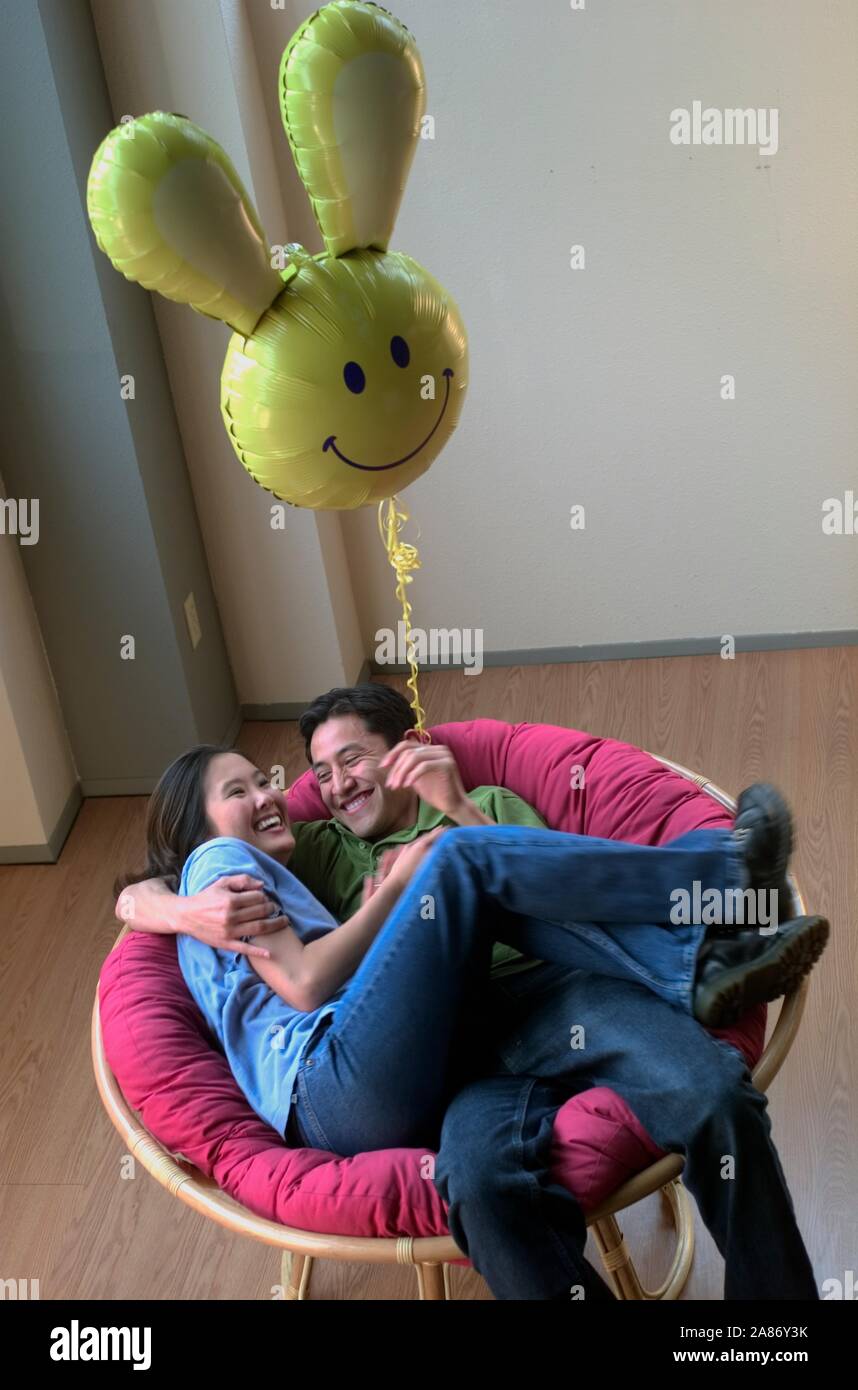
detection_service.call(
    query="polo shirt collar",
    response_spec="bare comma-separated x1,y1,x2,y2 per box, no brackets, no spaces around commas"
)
327,794,445,848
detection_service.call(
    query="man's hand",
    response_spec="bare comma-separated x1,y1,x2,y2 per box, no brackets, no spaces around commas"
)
379,742,484,822
171,876,288,958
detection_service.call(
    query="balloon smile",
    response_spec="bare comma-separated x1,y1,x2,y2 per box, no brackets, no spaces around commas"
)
323,368,453,472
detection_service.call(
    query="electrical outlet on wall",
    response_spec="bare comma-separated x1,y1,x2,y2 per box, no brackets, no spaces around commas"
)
184,592,202,649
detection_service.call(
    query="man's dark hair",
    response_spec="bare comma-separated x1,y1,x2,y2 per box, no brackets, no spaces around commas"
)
298,684,417,762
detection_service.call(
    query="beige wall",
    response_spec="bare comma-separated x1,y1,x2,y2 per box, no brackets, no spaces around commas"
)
339,0,858,651
0,474,77,854
82,0,858,697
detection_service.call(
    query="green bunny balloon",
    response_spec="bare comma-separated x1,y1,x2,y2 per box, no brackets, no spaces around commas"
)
86,0,468,510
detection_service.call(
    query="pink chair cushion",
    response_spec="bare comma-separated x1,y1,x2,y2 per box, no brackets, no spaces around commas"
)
99,719,765,1247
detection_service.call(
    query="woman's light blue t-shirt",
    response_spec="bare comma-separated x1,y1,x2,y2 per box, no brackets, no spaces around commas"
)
176,836,347,1137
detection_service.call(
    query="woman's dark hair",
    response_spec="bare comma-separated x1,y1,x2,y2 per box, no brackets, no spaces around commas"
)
112,743,245,899
298,684,417,761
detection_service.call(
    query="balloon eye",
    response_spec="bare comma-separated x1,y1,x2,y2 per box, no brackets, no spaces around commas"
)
390,336,410,368
343,362,366,394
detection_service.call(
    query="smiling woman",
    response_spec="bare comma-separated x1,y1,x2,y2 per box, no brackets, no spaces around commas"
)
112,745,295,900
206,752,295,857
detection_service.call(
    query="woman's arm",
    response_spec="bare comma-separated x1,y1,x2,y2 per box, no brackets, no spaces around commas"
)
250,829,445,1011
116,875,288,958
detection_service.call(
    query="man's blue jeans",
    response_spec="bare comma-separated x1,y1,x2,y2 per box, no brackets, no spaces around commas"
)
433,963,819,1300
289,824,818,1299
291,824,741,1150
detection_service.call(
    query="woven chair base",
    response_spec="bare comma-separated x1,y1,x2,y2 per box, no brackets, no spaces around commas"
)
280,1176,692,1300
281,1247,452,1300
591,1177,694,1300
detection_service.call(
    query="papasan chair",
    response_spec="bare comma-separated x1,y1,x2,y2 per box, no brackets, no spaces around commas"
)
94,718,812,1300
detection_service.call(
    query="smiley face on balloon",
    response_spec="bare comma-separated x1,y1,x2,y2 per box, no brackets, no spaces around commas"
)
87,0,468,510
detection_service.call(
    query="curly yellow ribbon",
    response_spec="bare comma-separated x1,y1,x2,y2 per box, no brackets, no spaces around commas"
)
377,496,429,740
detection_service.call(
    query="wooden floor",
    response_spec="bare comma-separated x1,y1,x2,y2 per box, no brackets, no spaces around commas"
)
1,649,855,1300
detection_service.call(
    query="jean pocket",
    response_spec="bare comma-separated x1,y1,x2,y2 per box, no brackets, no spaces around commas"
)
294,1057,334,1151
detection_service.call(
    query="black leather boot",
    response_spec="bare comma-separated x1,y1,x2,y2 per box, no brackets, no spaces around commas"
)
693,915,830,1027
733,782,794,922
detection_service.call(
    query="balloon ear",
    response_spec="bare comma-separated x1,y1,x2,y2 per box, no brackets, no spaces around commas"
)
87,112,283,335
279,0,426,258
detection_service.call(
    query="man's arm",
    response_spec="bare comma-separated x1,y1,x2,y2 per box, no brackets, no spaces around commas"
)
116,875,288,959
355,744,544,905
379,742,495,826
379,742,546,829
461,784,547,830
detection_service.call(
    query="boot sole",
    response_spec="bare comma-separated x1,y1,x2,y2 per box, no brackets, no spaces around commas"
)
694,915,830,1028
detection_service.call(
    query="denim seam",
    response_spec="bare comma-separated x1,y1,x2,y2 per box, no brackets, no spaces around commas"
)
518,1080,591,1292
295,1059,333,1151
564,919,694,1005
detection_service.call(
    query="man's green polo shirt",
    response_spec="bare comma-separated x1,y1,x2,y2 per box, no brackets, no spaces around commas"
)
289,786,546,976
